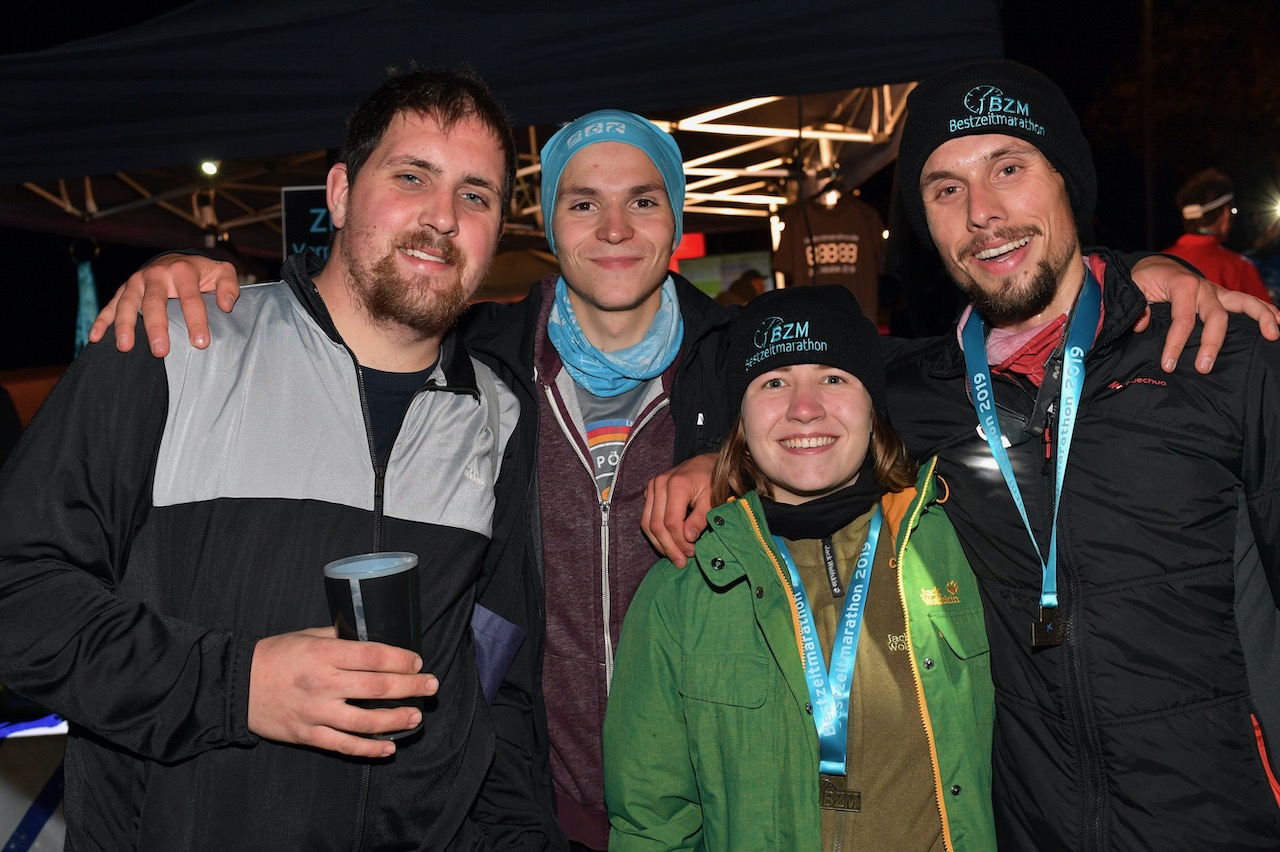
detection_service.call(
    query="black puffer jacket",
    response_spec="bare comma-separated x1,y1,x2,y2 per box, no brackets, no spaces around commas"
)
883,249,1280,850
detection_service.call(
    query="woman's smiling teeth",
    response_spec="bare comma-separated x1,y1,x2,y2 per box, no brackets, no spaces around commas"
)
780,435,836,450
974,235,1030,261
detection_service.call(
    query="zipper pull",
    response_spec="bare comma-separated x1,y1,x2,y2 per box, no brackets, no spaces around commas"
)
1041,408,1053,476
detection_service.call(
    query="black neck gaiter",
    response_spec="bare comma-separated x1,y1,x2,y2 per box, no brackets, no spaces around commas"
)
759,456,884,540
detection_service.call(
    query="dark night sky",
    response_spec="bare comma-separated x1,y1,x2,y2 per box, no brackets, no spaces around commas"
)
1,1,1275,369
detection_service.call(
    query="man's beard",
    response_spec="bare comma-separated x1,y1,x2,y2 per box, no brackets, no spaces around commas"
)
946,227,1078,328
344,230,474,339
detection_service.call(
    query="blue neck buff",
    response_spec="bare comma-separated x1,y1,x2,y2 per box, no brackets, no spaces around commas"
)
546,275,684,397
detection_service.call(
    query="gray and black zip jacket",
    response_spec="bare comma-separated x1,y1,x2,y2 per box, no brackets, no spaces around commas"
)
882,248,1280,850
0,252,521,851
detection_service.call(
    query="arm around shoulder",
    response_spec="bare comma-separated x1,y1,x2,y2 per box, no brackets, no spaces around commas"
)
89,251,242,356
1120,250,1280,373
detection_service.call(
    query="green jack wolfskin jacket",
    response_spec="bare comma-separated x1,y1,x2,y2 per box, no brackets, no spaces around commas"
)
603,458,995,851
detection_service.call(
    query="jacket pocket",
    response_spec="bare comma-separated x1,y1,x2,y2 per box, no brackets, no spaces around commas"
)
679,652,785,820
927,607,994,725
928,607,989,659
680,653,769,707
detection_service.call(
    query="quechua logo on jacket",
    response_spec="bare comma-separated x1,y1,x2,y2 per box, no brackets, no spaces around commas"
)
1107,376,1168,391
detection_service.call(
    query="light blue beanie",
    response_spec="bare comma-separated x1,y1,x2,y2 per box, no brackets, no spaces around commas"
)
539,109,685,254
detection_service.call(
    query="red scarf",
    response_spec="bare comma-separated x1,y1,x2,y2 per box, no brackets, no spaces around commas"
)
958,255,1109,387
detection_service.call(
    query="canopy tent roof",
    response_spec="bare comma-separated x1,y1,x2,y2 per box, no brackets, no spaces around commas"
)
0,0,1003,259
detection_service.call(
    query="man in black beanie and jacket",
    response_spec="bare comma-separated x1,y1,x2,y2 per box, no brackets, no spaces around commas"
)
885,59,1280,850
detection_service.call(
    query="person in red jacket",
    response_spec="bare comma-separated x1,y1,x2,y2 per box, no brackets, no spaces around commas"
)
1163,167,1273,303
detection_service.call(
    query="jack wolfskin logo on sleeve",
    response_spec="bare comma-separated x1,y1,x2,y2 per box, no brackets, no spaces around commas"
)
920,581,962,606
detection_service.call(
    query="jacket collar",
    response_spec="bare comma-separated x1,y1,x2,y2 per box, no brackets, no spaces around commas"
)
281,251,480,398
695,491,774,591
456,279,544,396
696,460,948,592
930,248,1148,379
881,456,943,550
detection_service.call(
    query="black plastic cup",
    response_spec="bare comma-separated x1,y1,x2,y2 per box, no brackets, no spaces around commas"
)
323,551,423,740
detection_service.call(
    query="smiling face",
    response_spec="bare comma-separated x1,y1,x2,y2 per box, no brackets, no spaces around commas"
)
551,141,678,349
326,110,506,339
740,363,874,505
919,133,1083,332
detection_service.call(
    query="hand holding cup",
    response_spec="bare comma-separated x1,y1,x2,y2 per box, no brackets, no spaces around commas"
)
323,552,425,739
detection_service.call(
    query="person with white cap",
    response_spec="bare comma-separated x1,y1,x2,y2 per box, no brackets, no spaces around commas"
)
1163,167,1272,303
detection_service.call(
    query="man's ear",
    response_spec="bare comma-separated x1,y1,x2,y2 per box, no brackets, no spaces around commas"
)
327,163,351,230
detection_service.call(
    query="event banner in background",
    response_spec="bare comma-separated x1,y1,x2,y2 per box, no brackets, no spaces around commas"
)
281,186,333,262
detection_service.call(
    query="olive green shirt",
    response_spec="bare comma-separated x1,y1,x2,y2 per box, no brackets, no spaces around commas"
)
786,507,945,852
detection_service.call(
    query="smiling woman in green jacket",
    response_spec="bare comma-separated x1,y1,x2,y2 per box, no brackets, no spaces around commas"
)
603,286,995,851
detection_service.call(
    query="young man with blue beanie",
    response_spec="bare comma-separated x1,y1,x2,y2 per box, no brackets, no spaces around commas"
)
460,108,733,850
537,108,687,254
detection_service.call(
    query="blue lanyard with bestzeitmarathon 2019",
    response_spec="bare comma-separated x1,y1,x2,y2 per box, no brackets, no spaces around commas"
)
960,270,1102,648
773,507,882,776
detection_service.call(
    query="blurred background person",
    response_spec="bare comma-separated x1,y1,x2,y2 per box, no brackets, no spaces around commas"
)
1249,216,1280,307
1163,167,1273,303
715,268,766,306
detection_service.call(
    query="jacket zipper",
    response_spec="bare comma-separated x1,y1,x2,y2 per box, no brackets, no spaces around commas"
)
353,360,386,553
894,460,956,852
1041,392,1105,851
349,354,386,852
1074,266,1140,850
541,385,670,694
601,399,667,691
